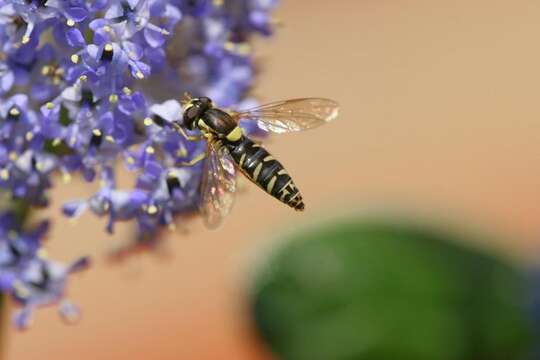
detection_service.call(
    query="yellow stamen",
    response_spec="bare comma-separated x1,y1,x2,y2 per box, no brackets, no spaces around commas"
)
9,107,20,117
143,117,153,126
37,248,48,258
147,205,158,215
176,147,188,157
41,65,51,76
14,281,30,299
238,43,251,55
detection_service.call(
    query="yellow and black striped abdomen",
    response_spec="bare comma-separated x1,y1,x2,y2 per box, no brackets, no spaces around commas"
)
226,137,304,211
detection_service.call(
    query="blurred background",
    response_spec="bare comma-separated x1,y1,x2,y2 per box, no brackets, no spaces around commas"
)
6,0,540,359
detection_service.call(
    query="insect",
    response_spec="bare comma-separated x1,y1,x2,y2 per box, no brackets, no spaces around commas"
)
172,95,339,228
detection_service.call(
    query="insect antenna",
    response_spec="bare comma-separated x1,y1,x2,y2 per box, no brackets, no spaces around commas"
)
181,92,193,107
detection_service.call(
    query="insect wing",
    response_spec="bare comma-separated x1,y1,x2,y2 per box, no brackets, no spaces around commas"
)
200,142,237,228
235,98,339,133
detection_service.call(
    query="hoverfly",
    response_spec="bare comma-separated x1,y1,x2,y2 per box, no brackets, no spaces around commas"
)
172,95,339,228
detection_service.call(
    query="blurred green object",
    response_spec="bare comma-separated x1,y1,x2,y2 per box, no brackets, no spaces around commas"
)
251,219,534,360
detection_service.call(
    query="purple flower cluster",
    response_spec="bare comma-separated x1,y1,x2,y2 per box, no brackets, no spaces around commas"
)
0,0,277,328
0,210,90,329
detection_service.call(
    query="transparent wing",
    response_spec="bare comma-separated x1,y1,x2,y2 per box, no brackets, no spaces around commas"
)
234,98,339,134
200,142,237,228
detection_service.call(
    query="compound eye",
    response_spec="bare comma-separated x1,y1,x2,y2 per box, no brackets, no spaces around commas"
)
183,105,200,129
186,105,199,119
199,97,212,107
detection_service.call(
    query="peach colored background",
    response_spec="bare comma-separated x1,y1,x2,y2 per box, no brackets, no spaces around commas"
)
7,0,540,359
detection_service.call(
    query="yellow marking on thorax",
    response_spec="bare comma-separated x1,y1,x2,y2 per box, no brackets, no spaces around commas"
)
263,155,274,162
226,126,243,141
278,169,287,175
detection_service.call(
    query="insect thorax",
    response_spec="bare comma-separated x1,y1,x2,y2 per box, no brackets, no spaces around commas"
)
199,108,237,137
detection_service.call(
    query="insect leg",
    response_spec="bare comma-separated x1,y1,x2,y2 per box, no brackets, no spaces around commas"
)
172,123,204,141
179,151,207,166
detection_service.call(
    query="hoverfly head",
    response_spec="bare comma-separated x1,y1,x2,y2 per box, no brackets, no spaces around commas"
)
182,96,213,130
